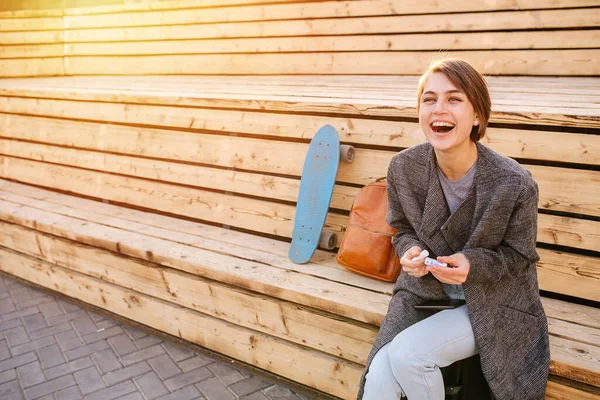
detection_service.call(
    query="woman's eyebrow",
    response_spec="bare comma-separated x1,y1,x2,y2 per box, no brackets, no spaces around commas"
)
422,89,463,96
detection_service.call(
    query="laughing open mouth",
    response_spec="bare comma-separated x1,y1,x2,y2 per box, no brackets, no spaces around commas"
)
431,121,455,133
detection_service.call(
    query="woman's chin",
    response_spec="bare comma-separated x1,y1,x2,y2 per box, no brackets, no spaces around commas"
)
427,136,454,151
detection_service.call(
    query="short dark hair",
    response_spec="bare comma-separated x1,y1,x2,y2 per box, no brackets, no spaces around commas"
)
417,58,492,141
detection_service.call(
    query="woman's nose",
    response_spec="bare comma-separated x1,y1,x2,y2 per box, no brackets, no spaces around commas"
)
433,100,447,113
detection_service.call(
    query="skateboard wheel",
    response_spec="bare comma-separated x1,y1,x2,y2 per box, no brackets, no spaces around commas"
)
318,231,338,250
340,145,355,162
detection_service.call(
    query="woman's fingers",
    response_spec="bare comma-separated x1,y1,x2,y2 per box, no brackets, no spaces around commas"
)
400,246,429,277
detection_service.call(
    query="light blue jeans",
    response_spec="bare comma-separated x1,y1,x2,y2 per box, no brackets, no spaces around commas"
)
362,305,477,400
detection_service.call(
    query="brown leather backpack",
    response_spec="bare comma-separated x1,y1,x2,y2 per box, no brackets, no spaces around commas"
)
336,178,401,282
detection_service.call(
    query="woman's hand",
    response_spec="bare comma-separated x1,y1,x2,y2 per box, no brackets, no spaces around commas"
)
428,253,470,284
401,246,429,278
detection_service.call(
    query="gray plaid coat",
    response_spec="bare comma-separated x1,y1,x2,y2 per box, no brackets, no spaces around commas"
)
357,142,550,400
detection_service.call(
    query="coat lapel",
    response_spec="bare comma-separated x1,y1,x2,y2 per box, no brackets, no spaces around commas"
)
441,186,476,253
417,149,453,256
463,143,497,249
418,144,489,255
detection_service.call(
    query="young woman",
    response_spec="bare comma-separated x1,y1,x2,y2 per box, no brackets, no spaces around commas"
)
359,59,550,400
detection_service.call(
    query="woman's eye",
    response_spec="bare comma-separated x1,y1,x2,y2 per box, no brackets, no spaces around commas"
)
449,97,462,102
422,98,435,103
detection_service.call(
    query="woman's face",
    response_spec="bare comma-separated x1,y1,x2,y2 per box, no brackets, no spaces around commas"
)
419,72,478,154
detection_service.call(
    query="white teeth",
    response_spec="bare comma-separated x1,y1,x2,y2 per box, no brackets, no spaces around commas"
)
432,122,455,127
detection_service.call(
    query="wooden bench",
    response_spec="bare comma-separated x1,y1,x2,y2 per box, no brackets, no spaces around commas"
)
0,0,599,398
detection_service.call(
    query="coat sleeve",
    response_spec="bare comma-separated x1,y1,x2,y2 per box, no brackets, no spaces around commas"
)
461,182,540,284
386,161,423,259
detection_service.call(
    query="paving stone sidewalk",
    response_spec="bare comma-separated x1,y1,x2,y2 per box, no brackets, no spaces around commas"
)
0,273,330,400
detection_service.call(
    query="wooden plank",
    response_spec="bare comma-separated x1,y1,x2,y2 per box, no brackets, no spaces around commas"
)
1,115,598,217
3,176,600,330
0,80,596,129
2,176,599,334
0,220,377,365
542,298,600,330
4,78,595,107
2,138,598,252
0,138,357,212
1,158,599,302
64,0,318,16
0,179,392,295
538,214,600,252
0,30,63,45
60,0,600,18
2,82,597,116
62,31,600,56
62,3,600,30
62,50,600,76
0,58,64,78
63,9,600,42
2,234,599,398
0,16,62,31
0,248,363,399
550,335,600,388
0,196,387,326
3,74,597,92
3,75,598,100
548,318,600,349
0,9,63,18
0,97,425,149
0,113,325,180
2,176,599,315
64,0,388,28
537,248,600,303
545,380,600,399
1,181,599,389
1,85,593,114
0,100,597,166
529,165,600,218
0,44,63,59
0,175,598,304
0,97,415,145
0,155,348,241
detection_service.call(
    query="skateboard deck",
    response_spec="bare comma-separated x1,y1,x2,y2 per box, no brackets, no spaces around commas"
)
289,125,340,264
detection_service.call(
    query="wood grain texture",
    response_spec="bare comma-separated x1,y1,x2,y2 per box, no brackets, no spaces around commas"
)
61,50,600,76
0,180,392,295
0,76,597,128
0,96,597,164
0,248,363,399
0,175,597,302
545,380,600,399
0,195,387,325
0,220,377,365
58,31,600,56
0,139,597,251
0,179,598,390
61,4,600,30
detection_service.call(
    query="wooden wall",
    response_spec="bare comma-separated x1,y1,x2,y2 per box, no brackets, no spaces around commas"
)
1,0,599,77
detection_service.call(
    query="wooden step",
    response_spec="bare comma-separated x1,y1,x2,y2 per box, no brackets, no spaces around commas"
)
6,29,597,59
57,50,600,76
0,96,597,162
0,76,597,128
0,115,597,217
0,179,598,304
60,5,600,31
0,193,388,325
0,220,377,365
0,140,598,253
0,248,362,399
0,181,598,390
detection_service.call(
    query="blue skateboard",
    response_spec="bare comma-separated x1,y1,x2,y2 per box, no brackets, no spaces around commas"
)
289,125,354,264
